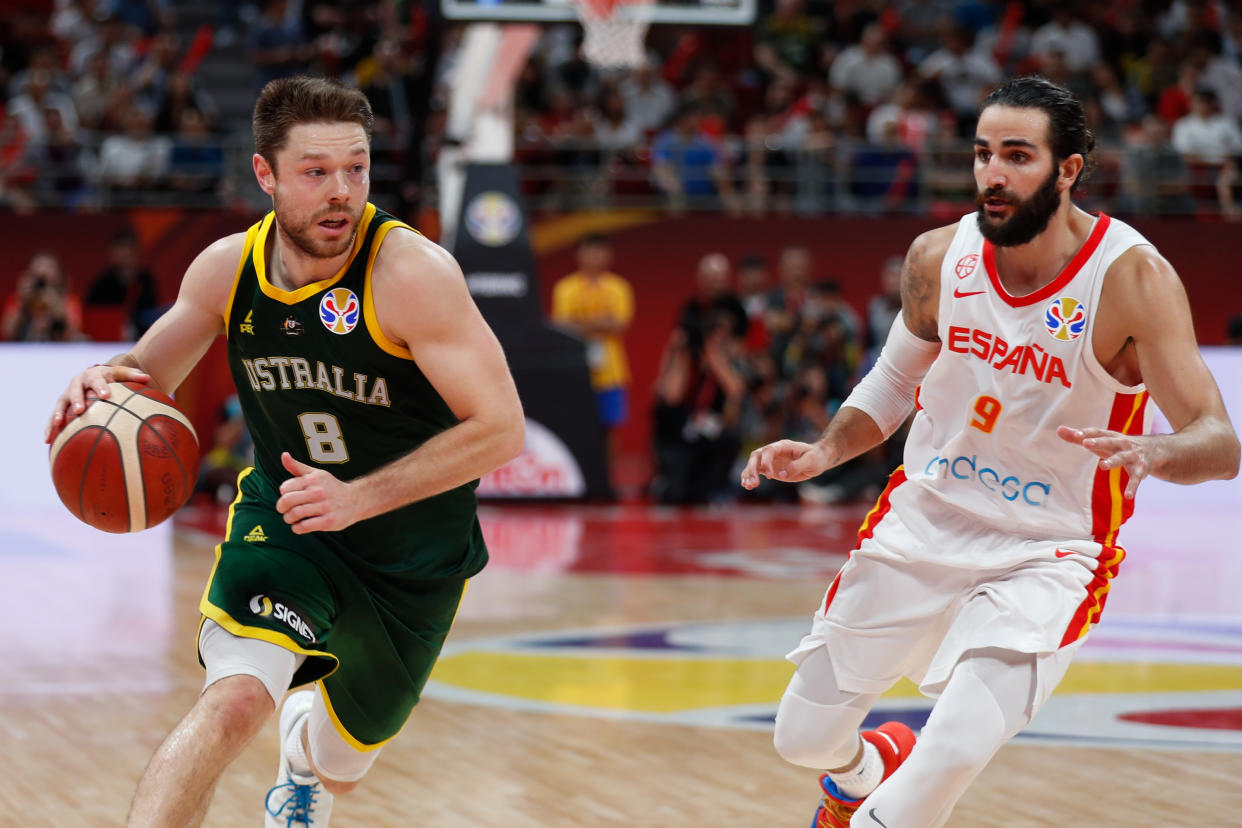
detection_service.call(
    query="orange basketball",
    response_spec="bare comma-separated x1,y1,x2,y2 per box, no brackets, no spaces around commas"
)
49,381,200,533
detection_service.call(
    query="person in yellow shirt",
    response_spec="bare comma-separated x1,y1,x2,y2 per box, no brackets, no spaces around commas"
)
551,234,635,463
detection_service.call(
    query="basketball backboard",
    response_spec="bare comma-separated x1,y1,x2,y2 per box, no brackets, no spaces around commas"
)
440,0,755,26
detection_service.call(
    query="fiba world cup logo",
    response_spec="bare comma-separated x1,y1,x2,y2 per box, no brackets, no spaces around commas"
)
1044,296,1087,341
319,288,360,335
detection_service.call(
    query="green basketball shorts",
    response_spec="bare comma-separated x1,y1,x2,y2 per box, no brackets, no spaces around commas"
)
199,467,467,748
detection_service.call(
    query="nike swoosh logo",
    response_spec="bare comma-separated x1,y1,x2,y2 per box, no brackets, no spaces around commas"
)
953,288,986,298
869,808,890,828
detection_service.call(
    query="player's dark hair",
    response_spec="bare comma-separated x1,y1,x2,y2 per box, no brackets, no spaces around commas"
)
578,233,610,249
982,76,1096,192
253,76,373,171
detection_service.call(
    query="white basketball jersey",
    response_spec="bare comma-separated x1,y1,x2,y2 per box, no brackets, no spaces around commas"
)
899,212,1155,545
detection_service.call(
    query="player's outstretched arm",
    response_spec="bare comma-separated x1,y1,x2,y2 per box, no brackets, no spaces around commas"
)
276,229,525,533
1058,246,1240,498
741,226,950,491
45,235,242,442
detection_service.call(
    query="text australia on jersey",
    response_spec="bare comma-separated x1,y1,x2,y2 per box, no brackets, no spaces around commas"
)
239,356,391,407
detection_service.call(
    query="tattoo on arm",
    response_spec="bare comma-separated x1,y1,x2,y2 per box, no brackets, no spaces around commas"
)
900,235,939,341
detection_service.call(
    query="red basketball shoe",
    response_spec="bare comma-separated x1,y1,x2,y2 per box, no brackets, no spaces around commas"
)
811,721,917,828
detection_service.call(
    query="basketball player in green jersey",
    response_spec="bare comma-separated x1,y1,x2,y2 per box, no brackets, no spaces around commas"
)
45,76,525,827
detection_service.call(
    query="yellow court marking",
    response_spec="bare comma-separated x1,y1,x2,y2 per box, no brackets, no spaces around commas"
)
431,653,1242,713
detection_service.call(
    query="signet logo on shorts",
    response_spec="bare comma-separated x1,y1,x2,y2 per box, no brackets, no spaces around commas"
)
248,593,318,643
244,524,267,543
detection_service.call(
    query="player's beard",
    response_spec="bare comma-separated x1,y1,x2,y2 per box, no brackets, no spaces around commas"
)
975,165,1062,247
272,192,360,259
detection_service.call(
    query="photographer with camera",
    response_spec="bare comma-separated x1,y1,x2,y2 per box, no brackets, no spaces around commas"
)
2,251,83,342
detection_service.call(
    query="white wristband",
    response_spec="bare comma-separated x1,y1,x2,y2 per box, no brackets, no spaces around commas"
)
841,315,940,438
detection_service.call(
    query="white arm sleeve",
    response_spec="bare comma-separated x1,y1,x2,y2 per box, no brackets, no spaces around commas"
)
841,314,940,438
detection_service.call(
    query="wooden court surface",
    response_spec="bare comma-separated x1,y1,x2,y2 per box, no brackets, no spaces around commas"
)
3,501,1242,827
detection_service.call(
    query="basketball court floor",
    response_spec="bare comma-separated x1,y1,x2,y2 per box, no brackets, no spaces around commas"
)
3,491,1241,827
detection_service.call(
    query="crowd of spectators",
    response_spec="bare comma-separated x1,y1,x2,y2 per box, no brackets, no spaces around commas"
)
0,1,230,210
649,243,905,505
513,0,1242,217
4,0,1242,217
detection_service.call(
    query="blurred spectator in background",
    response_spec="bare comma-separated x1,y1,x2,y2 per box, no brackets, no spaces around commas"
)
918,25,1001,138
0,110,38,214
356,37,418,146
1119,114,1194,216
736,253,771,354
650,313,747,504
754,0,821,84
678,252,748,351
2,251,83,342
765,243,813,375
651,103,738,213
110,0,176,37
31,105,92,208
1172,88,1242,218
73,51,122,132
1029,3,1099,75
619,60,675,135
8,68,78,146
249,0,311,92
1187,31,1242,125
98,106,171,195
155,70,219,134
551,234,635,476
69,13,138,79
168,107,225,195
132,31,183,116
590,83,642,201
865,76,939,154
828,22,902,109
849,117,918,213
85,229,162,341
863,254,903,367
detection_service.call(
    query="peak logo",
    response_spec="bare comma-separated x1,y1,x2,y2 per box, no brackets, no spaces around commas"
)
248,594,317,643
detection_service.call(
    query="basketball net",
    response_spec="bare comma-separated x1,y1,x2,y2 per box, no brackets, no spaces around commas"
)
570,0,654,69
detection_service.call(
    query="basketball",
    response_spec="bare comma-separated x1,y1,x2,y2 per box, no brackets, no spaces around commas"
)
49,381,200,533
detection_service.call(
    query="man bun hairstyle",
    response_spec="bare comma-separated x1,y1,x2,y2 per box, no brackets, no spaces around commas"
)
253,75,374,170
982,75,1096,191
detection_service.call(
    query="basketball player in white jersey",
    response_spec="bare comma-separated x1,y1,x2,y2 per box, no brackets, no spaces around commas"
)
741,76,1240,827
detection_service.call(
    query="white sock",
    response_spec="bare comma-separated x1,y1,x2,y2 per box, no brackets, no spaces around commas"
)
826,737,883,799
284,714,314,778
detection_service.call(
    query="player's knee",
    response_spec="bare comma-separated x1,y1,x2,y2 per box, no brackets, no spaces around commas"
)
773,693,863,769
304,689,383,787
203,675,274,739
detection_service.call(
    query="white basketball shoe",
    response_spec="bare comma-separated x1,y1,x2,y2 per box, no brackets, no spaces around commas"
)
264,690,334,827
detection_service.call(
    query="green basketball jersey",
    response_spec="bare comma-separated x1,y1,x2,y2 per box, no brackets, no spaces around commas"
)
224,203,487,578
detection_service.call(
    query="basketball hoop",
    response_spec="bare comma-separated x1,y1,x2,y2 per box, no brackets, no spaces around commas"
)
570,0,654,70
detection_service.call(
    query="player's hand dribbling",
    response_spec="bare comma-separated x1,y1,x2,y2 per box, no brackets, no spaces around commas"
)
46,363,151,443
277,451,364,533
740,439,832,490
1057,425,1155,499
